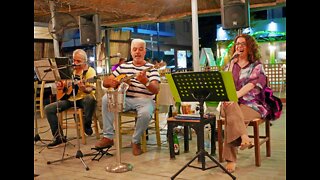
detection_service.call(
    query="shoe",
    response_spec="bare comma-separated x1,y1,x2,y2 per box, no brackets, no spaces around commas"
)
84,127,93,136
132,142,142,156
240,142,254,150
95,137,114,148
248,143,255,149
47,137,67,148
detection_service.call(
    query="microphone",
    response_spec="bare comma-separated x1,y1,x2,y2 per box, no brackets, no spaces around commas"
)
109,53,121,58
230,52,240,61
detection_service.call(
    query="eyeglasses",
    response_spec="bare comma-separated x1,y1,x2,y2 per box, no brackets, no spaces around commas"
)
235,42,246,46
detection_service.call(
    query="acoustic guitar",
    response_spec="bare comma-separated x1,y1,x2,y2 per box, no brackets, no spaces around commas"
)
111,61,166,90
56,76,98,100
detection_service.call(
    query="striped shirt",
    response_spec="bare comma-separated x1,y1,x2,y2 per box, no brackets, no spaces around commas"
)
113,61,160,99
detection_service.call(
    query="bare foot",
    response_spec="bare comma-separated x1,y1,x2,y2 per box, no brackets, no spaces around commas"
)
225,161,236,173
240,134,253,150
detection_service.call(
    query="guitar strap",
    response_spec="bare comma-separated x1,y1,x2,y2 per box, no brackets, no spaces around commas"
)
83,70,88,77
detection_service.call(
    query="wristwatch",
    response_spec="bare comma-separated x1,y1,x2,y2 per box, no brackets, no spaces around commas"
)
145,80,151,87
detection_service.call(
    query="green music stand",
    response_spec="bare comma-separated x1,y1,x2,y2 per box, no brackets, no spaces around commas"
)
166,71,237,180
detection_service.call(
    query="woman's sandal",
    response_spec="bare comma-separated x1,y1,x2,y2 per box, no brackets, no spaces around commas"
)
240,142,254,150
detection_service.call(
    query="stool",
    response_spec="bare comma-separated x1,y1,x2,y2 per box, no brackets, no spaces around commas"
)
167,116,216,159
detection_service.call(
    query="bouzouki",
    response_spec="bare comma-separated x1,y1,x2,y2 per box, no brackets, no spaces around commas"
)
111,61,166,90
57,76,98,100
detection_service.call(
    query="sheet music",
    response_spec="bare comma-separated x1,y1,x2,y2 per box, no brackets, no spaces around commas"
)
34,59,60,81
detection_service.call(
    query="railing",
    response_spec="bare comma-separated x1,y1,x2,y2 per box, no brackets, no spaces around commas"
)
263,63,286,92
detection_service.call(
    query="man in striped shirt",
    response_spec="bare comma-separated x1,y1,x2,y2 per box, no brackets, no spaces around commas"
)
95,38,160,156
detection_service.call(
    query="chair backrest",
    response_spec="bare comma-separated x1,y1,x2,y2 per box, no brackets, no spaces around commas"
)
34,80,46,118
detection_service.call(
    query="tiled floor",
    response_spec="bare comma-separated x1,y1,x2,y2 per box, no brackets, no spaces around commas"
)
34,105,286,180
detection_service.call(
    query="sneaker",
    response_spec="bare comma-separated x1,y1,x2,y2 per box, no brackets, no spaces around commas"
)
131,142,142,156
84,127,93,136
95,137,114,148
47,137,67,148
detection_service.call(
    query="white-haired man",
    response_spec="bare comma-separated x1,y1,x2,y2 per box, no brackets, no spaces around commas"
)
45,49,97,147
95,39,160,156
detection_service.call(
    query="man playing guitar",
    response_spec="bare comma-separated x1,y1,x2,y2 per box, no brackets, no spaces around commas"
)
95,38,161,156
45,49,97,148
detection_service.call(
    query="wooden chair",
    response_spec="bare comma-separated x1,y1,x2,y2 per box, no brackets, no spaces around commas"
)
217,118,271,167
58,107,100,145
34,80,46,118
119,95,161,152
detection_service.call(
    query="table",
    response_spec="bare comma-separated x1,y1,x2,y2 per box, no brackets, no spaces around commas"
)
167,116,216,160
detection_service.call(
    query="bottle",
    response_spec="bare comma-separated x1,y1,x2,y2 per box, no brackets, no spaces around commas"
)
204,125,211,149
172,104,178,117
168,105,173,117
173,132,180,155
175,102,181,114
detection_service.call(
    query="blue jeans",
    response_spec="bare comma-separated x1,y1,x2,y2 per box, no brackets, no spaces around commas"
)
44,95,96,138
101,94,155,144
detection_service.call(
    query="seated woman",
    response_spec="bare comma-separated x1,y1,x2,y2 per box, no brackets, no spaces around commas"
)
220,34,269,173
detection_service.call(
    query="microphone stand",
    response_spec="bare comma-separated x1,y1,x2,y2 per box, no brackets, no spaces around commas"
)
47,73,90,170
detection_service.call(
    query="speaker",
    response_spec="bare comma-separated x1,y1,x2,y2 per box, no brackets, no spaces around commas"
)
79,14,101,45
221,0,250,30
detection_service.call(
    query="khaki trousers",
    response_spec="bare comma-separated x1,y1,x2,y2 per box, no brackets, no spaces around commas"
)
221,103,260,162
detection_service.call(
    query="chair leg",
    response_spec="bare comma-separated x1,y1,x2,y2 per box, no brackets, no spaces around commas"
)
265,120,271,157
217,119,224,163
77,109,86,145
155,110,161,147
253,121,261,167
40,102,44,119
141,132,147,153
93,113,100,139
58,112,63,127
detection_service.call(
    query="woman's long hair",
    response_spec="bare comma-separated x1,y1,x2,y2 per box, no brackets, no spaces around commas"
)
230,34,261,64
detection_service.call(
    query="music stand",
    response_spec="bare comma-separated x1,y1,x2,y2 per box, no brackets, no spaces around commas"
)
166,71,237,179
43,57,93,170
34,59,62,144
